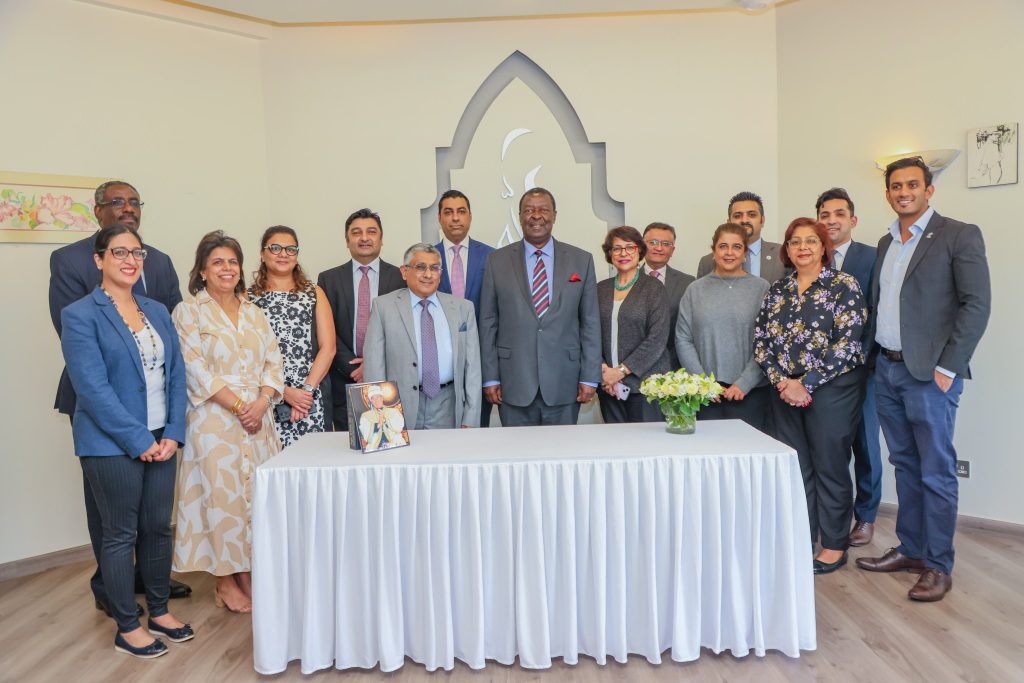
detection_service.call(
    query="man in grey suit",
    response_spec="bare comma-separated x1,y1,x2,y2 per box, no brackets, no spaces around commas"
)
856,158,991,603
642,221,694,369
697,191,786,284
816,188,882,548
363,243,481,429
479,187,601,426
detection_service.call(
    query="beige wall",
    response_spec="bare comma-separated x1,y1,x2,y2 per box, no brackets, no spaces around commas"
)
777,0,1022,523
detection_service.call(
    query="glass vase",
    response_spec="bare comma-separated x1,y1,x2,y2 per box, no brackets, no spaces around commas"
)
661,401,697,435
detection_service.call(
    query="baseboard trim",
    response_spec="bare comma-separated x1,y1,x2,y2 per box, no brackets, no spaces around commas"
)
878,502,1024,537
0,544,93,582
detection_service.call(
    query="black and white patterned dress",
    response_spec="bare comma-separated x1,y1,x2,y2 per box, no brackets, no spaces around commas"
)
248,284,325,447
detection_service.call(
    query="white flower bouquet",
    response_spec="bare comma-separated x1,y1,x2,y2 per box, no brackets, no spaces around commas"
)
639,369,724,434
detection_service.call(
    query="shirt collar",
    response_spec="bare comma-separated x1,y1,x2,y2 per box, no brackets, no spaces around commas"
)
353,257,381,273
748,238,763,256
411,291,442,309
525,238,554,258
195,289,249,306
782,265,834,291
832,239,852,258
888,206,935,241
645,264,667,278
441,236,467,252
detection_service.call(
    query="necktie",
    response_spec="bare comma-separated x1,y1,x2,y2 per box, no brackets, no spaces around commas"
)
651,270,662,282
450,244,466,299
833,249,844,270
743,251,753,274
531,249,549,318
355,265,370,357
419,299,440,398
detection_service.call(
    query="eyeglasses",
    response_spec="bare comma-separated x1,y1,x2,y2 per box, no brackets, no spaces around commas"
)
96,198,144,209
265,243,299,256
646,239,674,248
611,245,639,255
100,247,148,261
409,263,442,273
787,237,822,248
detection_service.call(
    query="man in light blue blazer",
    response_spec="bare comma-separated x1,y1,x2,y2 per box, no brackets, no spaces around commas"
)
435,189,494,427
363,243,481,429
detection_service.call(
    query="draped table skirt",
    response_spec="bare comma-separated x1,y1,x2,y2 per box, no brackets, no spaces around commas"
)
252,420,815,674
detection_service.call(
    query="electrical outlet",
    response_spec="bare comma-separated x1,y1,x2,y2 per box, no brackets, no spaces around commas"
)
956,460,970,478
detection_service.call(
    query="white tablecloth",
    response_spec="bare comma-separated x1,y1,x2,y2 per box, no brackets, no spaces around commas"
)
252,420,815,674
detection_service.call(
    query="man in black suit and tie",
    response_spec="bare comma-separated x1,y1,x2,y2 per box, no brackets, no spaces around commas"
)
434,189,494,426
48,180,191,616
816,188,881,547
317,208,404,431
642,222,694,370
697,191,787,284
856,158,991,602
479,188,601,426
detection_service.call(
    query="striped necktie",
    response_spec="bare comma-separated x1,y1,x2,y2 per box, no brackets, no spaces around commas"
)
531,249,549,318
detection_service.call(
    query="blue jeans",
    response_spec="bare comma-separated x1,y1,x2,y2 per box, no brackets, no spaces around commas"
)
875,356,963,574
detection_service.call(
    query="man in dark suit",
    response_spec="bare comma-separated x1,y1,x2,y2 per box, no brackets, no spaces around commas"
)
479,188,601,426
48,180,190,616
816,188,881,547
434,189,494,426
317,208,404,431
641,221,694,369
856,158,991,602
697,191,787,284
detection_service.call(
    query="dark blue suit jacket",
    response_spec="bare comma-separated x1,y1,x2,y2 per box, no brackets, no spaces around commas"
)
49,232,182,415
837,240,877,346
60,288,186,457
436,238,494,321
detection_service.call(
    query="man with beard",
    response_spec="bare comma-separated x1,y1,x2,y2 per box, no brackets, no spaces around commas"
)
697,191,787,284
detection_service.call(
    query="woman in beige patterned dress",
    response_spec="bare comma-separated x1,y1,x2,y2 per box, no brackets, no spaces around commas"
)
172,231,284,613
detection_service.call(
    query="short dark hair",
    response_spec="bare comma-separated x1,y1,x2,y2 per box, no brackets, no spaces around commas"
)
601,226,646,265
345,208,382,236
884,156,933,188
439,189,471,213
94,180,139,206
187,230,246,296
710,223,748,252
815,187,856,216
781,217,833,269
94,224,142,255
519,187,557,212
643,222,676,239
727,191,764,218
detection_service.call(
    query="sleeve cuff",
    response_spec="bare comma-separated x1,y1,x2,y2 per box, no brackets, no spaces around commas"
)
935,365,956,379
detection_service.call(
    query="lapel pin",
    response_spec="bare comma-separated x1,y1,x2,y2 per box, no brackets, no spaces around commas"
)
926,232,934,239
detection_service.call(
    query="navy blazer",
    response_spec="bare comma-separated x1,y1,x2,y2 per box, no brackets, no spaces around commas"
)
49,232,182,415
60,288,187,457
837,240,877,346
436,237,495,321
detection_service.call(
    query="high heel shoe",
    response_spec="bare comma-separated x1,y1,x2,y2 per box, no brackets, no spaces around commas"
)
114,632,168,659
148,618,195,642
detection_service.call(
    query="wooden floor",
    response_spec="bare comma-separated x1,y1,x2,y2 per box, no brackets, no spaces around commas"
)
2,512,1022,683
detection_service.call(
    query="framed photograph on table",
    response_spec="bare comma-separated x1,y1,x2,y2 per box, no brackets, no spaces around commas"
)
0,171,107,243
346,381,410,453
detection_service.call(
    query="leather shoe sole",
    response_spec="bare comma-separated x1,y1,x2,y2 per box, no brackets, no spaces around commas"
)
813,551,848,575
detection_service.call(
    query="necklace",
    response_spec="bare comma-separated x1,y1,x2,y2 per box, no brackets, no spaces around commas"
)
102,287,159,371
613,269,640,291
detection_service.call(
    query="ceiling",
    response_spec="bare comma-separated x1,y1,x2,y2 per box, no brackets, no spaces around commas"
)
165,0,778,25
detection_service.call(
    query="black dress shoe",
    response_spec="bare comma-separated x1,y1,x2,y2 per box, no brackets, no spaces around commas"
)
95,597,144,618
148,618,195,643
813,551,848,575
134,578,193,598
114,632,168,659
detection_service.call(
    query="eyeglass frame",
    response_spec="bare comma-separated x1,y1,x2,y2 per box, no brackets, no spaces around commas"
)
264,243,300,256
610,244,640,255
786,236,823,248
96,198,144,209
99,247,148,261
645,239,674,248
407,263,443,273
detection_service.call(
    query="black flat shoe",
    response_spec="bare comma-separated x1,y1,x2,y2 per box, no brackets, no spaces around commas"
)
148,618,195,643
114,632,168,659
813,551,848,575
135,578,193,599
95,597,144,618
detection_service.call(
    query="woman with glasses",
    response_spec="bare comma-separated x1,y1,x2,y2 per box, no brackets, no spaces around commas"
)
754,217,867,576
675,223,771,431
596,226,670,423
172,231,284,613
247,226,336,447
60,225,193,658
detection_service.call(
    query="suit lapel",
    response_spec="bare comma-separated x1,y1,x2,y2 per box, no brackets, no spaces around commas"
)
436,242,452,294
393,289,417,350
508,242,533,308
551,240,570,314
439,294,462,372
94,289,145,381
340,261,355,329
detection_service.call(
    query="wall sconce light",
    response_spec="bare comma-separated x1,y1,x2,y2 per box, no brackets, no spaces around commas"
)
874,149,961,175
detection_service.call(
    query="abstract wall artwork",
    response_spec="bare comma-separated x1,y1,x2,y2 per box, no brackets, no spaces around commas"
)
0,171,106,243
967,123,1018,188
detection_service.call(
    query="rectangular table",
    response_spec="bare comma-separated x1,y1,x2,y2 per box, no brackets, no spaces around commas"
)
252,420,816,674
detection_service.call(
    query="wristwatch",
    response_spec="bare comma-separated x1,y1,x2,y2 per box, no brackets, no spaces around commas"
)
301,382,316,393
617,364,629,376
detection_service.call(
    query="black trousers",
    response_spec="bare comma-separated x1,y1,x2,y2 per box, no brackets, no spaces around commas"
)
80,436,177,632
771,367,865,551
598,391,661,423
698,384,772,434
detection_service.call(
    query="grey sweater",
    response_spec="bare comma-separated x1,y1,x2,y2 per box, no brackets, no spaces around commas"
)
674,273,769,393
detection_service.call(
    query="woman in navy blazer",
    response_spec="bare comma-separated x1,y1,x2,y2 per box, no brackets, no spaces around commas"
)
60,225,193,659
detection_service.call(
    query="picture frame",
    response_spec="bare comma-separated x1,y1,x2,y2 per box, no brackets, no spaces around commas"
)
346,381,410,453
967,123,1018,188
0,171,108,243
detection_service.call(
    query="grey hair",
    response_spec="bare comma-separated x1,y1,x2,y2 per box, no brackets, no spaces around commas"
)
94,180,139,205
403,242,441,266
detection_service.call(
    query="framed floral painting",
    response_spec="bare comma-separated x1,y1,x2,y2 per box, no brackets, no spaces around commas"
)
0,171,108,243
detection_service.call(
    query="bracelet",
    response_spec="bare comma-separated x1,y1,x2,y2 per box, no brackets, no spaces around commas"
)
262,394,274,408
230,398,244,415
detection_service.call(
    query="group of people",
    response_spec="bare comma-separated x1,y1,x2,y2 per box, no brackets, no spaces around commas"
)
48,156,990,658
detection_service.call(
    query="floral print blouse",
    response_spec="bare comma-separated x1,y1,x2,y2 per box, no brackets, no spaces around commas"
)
754,267,866,393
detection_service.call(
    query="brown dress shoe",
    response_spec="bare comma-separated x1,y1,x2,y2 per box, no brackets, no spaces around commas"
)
908,569,952,602
855,547,925,573
848,521,874,547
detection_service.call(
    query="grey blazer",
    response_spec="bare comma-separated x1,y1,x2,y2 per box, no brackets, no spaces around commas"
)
363,289,482,427
661,265,695,369
697,239,787,284
870,211,991,382
479,239,601,407
597,273,671,392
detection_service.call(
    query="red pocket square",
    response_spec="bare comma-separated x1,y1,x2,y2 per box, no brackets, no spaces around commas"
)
568,272,582,282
